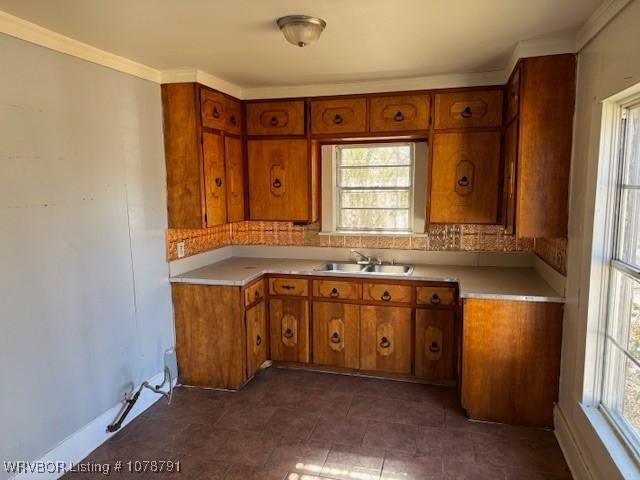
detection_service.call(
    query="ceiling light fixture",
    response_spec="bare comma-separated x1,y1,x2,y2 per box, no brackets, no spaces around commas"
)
276,15,326,47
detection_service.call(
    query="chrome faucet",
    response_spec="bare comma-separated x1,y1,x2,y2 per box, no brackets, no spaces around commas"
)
351,249,372,265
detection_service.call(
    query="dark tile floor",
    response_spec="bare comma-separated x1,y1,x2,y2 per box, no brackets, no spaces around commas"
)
64,367,572,479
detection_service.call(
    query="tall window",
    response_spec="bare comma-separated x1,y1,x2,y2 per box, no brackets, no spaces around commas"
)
334,143,415,232
602,101,640,455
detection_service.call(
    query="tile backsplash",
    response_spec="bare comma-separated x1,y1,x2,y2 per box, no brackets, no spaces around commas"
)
166,221,568,275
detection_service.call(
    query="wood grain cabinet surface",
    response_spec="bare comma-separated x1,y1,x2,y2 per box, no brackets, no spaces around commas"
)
369,94,430,132
224,98,242,135
202,132,227,226
243,279,265,308
313,279,362,301
360,306,412,374
415,309,455,379
313,301,360,368
269,277,309,296
429,131,501,224
224,136,245,223
461,299,563,427
502,119,518,234
505,67,520,124
362,282,412,304
310,98,367,135
434,89,503,129
416,286,457,307
246,101,306,136
269,298,310,363
246,301,267,378
200,89,226,130
247,139,310,221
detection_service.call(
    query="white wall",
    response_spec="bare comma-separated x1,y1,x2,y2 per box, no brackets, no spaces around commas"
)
0,33,173,478
559,1,640,478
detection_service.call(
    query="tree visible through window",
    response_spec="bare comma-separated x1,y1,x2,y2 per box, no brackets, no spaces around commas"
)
335,143,414,232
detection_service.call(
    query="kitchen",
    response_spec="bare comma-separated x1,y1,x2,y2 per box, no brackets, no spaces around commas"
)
1,1,639,479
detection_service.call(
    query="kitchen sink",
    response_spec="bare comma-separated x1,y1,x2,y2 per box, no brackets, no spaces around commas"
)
363,264,414,275
313,262,414,276
313,262,366,272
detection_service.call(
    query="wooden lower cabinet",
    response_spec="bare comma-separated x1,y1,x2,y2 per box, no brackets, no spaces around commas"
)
461,299,563,427
246,301,267,378
171,284,245,389
269,298,310,363
415,309,455,380
313,302,360,368
360,306,412,374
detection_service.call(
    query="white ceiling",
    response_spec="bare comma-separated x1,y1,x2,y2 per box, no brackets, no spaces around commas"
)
0,0,602,89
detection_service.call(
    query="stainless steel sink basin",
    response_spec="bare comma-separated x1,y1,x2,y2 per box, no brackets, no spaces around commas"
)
364,264,414,275
313,262,366,272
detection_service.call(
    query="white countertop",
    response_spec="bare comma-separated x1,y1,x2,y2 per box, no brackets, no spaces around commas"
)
170,257,564,303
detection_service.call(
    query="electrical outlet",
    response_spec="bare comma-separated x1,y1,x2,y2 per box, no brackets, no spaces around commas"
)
176,241,185,258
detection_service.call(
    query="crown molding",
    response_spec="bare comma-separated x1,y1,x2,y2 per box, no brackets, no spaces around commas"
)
160,69,243,98
505,36,577,76
575,0,632,51
0,10,161,83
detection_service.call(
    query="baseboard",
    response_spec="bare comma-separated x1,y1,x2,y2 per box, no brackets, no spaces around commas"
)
554,405,593,480
11,371,172,480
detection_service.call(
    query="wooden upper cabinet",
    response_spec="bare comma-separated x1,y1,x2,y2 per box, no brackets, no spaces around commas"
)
505,67,520,124
434,89,503,129
503,119,518,234
200,88,226,130
369,94,430,132
429,131,501,224
202,132,227,226
225,98,242,135
311,98,367,135
360,306,412,374
224,136,245,223
246,101,306,136
415,309,455,380
247,139,310,221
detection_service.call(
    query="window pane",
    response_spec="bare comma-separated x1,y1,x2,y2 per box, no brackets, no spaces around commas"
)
608,269,640,362
622,106,640,186
339,145,412,166
338,166,411,188
616,188,640,267
340,190,409,209
339,208,409,231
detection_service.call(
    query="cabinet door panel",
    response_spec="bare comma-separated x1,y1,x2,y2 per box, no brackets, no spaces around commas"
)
200,89,226,130
430,132,501,224
225,98,242,135
503,120,518,234
360,306,412,374
203,132,227,226
434,90,503,129
505,68,520,124
224,136,245,223
313,302,359,368
370,94,430,132
415,309,455,379
311,98,367,135
248,139,309,221
246,301,267,378
270,299,310,363
246,101,306,136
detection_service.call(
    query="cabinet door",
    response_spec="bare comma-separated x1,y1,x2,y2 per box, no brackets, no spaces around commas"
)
225,98,242,135
248,139,309,221
224,136,245,222
246,301,267,378
360,306,412,374
503,119,518,234
505,67,520,124
434,90,503,129
203,132,227,226
246,101,306,136
461,299,563,427
369,94,430,132
311,98,367,135
313,302,360,368
430,132,501,224
415,309,455,379
270,299,310,363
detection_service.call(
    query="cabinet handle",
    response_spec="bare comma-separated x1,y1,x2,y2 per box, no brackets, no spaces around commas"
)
254,290,261,300
379,336,391,349
430,293,441,305
273,178,282,189
461,106,472,118
381,291,392,302
330,287,339,298
281,285,296,290
429,341,440,353
215,177,223,187
212,107,221,119
230,115,237,125
330,332,341,344
270,116,278,126
394,111,404,122
457,176,469,187
333,114,343,125
284,328,294,339
256,335,262,346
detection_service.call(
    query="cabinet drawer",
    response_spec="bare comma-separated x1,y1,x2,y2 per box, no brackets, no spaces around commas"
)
369,94,430,132
416,286,457,306
505,68,520,123
246,101,305,136
434,90,503,129
269,277,309,296
415,309,455,380
225,98,242,135
200,89,226,130
360,306,412,374
313,280,361,300
244,279,265,307
363,283,412,304
311,98,367,135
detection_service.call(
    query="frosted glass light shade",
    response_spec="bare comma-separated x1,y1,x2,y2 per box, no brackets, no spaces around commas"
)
277,15,326,47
